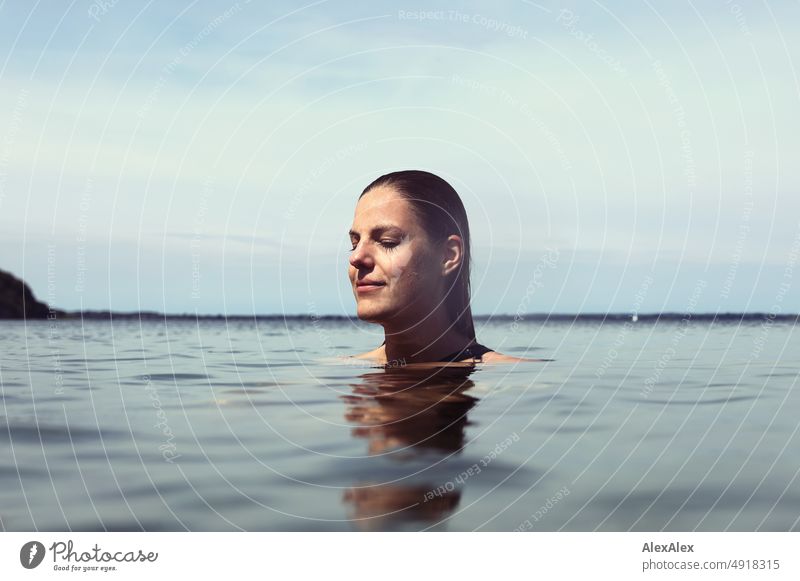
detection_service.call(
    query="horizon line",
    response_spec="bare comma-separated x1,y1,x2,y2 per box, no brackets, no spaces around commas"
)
17,310,800,322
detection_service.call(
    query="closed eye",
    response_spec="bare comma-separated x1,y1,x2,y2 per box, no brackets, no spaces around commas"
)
347,240,399,252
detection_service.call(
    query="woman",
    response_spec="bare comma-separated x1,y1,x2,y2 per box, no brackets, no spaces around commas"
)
347,169,534,365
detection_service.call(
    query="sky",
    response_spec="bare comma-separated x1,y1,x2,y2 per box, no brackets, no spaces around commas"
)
1,0,798,316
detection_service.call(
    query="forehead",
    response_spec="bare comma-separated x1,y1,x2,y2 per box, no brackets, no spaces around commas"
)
351,186,417,229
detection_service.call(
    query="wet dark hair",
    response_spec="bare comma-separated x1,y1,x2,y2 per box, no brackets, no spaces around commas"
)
359,170,476,341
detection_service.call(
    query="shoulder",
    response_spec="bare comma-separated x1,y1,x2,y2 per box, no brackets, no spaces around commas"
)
480,350,547,363
342,346,546,365
348,346,385,360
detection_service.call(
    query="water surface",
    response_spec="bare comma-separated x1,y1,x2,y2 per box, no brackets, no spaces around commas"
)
1,317,798,531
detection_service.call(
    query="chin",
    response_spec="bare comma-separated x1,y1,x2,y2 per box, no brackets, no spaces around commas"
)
356,309,382,323
356,302,389,323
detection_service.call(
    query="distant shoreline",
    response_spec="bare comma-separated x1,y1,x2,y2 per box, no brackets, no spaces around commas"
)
2,267,798,323
12,311,799,323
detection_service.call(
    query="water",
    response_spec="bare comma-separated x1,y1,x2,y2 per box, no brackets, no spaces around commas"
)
1,317,798,531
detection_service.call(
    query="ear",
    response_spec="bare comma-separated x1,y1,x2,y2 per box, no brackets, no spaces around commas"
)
442,234,463,277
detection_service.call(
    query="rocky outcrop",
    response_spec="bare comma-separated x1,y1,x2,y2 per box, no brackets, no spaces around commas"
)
0,268,56,319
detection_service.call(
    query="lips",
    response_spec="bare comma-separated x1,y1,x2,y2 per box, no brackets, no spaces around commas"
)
356,279,386,293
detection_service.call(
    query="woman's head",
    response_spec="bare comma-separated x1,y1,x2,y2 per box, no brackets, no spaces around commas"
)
348,170,475,340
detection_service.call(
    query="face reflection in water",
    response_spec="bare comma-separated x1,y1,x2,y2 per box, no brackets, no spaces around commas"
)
340,366,480,531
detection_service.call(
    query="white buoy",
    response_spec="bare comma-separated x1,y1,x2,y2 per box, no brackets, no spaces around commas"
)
632,314,638,322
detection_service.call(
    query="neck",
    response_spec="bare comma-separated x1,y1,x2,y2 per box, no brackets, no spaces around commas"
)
381,306,474,364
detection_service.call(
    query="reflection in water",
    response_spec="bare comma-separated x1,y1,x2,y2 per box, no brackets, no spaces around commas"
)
340,365,480,530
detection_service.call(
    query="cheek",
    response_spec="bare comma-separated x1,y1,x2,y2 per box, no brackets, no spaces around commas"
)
385,247,434,288
386,253,412,282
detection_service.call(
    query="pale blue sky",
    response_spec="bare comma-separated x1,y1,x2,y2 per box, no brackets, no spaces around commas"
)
1,0,798,315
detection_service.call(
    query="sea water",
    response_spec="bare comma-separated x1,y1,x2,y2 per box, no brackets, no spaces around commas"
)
1,317,798,531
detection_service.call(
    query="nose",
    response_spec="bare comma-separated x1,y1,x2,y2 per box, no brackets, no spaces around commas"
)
349,240,373,270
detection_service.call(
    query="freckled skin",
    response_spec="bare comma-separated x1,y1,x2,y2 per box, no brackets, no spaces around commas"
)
348,186,444,331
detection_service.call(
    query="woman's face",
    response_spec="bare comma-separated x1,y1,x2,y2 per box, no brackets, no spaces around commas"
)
348,186,443,327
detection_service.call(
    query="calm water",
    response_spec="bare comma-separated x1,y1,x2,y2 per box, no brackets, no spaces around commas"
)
1,317,798,531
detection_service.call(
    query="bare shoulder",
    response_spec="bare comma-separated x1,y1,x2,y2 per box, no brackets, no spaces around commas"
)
339,347,547,365
347,346,384,360
481,351,548,363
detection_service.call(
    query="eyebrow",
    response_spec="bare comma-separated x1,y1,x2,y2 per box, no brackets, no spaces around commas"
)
348,223,403,238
